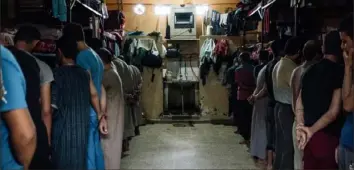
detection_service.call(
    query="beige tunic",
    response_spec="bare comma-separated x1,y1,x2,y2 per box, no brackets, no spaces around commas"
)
112,58,135,139
101,68,124,169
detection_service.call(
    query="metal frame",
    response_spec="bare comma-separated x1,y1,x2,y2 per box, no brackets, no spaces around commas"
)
67,0,103,23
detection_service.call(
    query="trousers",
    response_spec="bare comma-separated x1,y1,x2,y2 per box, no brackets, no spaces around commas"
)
274,102,294,170
338,145,354,170
237,100,253,141
266,99,276,151
303,131,338,169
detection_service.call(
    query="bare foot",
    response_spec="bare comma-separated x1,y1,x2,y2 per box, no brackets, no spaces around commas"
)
267,165,273,170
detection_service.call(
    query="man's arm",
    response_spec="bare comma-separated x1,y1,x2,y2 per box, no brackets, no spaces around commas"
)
343,63,354,112
40,83,52,144
89,77,102,119
36,59,53,144
1,50,36,169
295,91,305,125
100,84,107,115
290,68,301,113
2,109,36,169
310,88,342,134
254,83,268,99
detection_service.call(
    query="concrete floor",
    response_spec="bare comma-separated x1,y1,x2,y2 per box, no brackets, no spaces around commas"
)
121,124,258,169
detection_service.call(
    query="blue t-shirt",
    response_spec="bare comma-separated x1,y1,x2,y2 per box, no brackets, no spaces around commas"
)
76,48,104,117
340,114,353,149
0,46,27,170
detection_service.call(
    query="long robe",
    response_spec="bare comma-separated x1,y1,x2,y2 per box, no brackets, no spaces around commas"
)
101,68,124,169
112,58,135,139
51,65,90,169
127,65,138,128
131,65,143,126
250,66,268,160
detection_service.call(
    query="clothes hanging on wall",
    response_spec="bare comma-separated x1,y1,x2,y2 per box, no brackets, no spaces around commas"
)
52,0,67,22
211,10,221,35
213,39,230,75
123,38,162,69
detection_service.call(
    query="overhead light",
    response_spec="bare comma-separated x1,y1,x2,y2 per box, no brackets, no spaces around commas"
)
196,5,209,15
133,4,146,15
154,5,171,15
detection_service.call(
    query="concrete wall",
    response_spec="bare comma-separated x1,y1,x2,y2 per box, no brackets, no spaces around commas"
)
106,0,239,38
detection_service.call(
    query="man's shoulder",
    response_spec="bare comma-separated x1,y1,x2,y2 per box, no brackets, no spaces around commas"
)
1,46,23,70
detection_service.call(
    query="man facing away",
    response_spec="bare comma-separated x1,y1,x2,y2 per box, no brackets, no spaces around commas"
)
338,13,354,170
272,37,302,170
290,40,322,170
0,45,36,170
63,23,107,169
234,52,256,145
296,31,344,169
9,25,53,169
263,40,283,170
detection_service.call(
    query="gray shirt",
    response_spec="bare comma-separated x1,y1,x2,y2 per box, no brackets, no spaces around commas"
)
33,57,54,85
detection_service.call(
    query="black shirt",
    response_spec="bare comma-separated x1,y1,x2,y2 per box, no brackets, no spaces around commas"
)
7,46,41,120
301,58,344,136
265,59,278,105
7,46,51,168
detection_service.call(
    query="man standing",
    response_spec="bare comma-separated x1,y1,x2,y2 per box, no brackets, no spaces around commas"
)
234,52,256,145
290,40,322,170
9,25,53,169
338,13,354,170
296,31,344,169
0,45,37,170
272,37,302,170
263,40,283,170
63,23,107,169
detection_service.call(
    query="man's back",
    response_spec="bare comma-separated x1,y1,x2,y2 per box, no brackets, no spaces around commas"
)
272,57,297,104
7,47,41,120
7,46,52,169
0,46,28,170
235,63,255,100
77,48,104,96
291,62,316,106
301,59,344,135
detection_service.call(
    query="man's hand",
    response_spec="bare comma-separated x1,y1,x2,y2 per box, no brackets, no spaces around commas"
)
247,95,255,104
343,48,354,67
99,117,108,135
296,125,314,150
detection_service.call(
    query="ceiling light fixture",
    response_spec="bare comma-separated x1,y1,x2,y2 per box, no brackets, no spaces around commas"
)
133,4,146,15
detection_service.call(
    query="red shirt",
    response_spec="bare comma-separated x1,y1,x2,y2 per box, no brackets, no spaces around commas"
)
235,64,256,100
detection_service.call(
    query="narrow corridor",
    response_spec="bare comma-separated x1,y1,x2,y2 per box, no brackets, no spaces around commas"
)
121,124,258,169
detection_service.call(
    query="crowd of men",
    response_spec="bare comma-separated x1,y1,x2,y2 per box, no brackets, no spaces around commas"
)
230,13,354,170
0,23,140,169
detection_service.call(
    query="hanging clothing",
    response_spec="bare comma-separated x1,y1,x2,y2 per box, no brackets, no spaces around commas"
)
101,68,124,169
52,0,67,22
51,65,90,169
250,66,268,160
76,48,105,170
112,58,135,139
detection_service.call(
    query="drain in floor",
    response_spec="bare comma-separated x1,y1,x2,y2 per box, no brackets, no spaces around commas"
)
172,122,194,127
